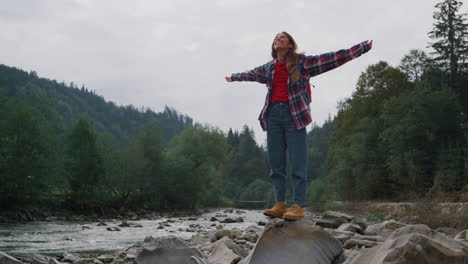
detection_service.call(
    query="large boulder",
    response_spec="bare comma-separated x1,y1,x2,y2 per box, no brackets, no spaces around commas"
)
135,237,204,264
363,220,406,236
206,237,242,264
0,252,23,264
343,224,468,264
239,219,342,264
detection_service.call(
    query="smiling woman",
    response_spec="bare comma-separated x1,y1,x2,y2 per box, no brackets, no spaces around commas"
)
225,32,372,220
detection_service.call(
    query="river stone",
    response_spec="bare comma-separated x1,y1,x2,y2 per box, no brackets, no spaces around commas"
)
239,219,342,264
184,256,206,264
30,254,61,264
454,230,467,243
342,224,468,264
206,238,241,264
343,239,380,249
323,211,354,221
328,230,355,243
0,252,23,264
337,223,363,234
363,220,405,236
210,229,232,242
315,218,347,229
136,236,204,264
62,253,81,263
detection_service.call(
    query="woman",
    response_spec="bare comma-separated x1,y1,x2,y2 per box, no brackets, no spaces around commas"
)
226,32,372,220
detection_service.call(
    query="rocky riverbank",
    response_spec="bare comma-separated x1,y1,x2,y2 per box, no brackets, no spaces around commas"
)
1,208,467,264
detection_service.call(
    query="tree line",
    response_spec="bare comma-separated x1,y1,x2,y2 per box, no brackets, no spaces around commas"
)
0,0,466,212
309,0,467,203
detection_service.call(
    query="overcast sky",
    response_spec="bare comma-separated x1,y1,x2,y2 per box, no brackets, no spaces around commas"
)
1,0,465,144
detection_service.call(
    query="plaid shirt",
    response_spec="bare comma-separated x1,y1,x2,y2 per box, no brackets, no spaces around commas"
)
231,41,371,131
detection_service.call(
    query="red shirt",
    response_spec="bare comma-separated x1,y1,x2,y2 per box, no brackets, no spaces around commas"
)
270,60,289,102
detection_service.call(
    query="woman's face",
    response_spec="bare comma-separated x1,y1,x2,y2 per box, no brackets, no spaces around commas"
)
273,33,293,51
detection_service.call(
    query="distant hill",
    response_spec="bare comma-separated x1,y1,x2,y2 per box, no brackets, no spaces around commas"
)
0,64,194,145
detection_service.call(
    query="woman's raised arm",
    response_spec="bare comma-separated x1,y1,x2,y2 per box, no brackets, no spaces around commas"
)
226,63,269,84
303,40,373,78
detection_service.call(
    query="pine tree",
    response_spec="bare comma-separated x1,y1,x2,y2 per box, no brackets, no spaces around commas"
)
428,0,467,84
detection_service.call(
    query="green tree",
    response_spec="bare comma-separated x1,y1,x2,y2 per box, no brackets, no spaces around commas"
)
0,100,49,206
65,116,104,202
163,126,227,209
428,0,467,84
399,49,432,82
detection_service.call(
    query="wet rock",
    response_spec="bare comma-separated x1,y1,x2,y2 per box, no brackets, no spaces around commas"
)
239,219,342,264
343,224,468,264
206,238,241,264
96,255,113,264
454,230,467,244
0,251,23,264
62,253,81,263
210,217,218,222
97,221,107,226
257,221,266,226
315,218,347,229
82,225,92,230
328,230,355,244
363,220,406,236
243,233,258,243
135,236,204,264
323,211,354,222
73,258,95,264
185,256,206,264
29,254,61,264
210,229,232,242
435,227,459,237
343,239,381,249
245,225,261,233
337,223,363,234
220,217,243,223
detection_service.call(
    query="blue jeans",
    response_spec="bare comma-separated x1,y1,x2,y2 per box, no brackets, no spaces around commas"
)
267,102,307,206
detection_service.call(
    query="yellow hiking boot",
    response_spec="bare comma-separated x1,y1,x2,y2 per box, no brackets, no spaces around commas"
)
282,204,304,220
263,202,287,218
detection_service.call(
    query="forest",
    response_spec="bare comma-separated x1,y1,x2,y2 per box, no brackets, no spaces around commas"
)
0,0,466,212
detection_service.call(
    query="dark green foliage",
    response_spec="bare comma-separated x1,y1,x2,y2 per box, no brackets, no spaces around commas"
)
65,116,104,201
0,99,49,206
428,0,467,83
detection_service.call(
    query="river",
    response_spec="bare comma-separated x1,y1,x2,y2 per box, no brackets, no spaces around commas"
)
0,209,265,257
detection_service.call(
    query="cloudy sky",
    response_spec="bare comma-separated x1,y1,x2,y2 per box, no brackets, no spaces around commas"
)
1,0,464,144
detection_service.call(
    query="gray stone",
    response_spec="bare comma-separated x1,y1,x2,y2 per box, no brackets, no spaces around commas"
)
210,229,232,242
363,220,405,236
454,230,467,243
136,237,204,264
343,224,468,264
106,226,121,231
184,256,206,264
206,238,241,264
73,258,95,264
0,252,23,264
240,219,342,264
29,254,61,264
337,223,363,234
62,253,81,263
323,211,354,222
343,239,380,249
96,255,113,264
328,230,355,244
315,218,347,229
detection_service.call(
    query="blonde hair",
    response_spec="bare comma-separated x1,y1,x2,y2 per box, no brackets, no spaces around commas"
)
271,32,301,83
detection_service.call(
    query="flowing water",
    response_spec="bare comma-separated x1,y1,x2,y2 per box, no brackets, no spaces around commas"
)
0,209,265,257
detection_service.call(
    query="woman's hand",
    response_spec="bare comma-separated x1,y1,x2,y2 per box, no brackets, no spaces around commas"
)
367,40,373,49
225,77,232,82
